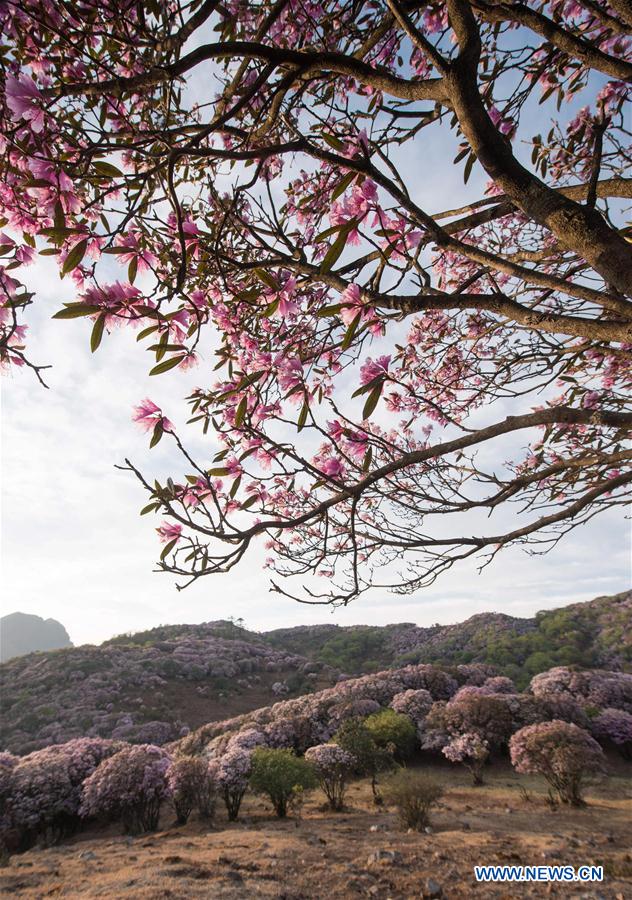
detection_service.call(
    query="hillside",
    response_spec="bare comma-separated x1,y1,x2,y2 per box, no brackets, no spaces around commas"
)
0,612,72,663
0,590,628,755
0,624,338,755
265,590,631,685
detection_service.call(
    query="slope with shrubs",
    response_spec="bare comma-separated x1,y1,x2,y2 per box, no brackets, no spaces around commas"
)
0,623,337,755
1,591,628,755
265,590,631,685
2,660,630,859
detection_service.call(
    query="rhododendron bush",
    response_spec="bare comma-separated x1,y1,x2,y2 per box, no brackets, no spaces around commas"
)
305,743,356,811
167,754,216,824
509,720,605,806
80,744,171,834
1,738,122,849
1,0,630,604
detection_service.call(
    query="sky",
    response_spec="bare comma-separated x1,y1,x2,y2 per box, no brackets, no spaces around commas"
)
2,247,629,647
1,28,630,648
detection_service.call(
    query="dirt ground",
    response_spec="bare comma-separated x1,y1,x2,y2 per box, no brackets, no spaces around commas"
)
1,759,630,899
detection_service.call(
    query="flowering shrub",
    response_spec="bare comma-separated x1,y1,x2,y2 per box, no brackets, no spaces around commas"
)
167,755,216,824
249,748,316,818
509,721,605,806
443,732,490,785
80,744,171,833
305,744,356,811
3,738,123,849
383,771,443,832
179,663,465,760
208,746,252,821
389,689,433,736
530,668,632,713
481,676,517,695
424,695,513,754
591,708,632,759
0,625,314,754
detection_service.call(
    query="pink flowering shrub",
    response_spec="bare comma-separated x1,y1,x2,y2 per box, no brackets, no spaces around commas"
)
591,708,632,759
305,744,356,811
389,689,433,736
530,668,632,713
0,754,19,851
207,746,252,821
482,676,517,695
424,696,513,754
80,744,171,833
167,755,216,824
1,625,314,754
509,721,605,806
443,732,490,785
181,663,463,761
455,664,498,687
4,738,122,849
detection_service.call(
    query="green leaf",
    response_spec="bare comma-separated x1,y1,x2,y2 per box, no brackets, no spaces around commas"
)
255,268,280,291
234,395,248,428
320,224,355,274
362,382,383,419
331,171,356,202
136,325,159,342
261,296,280,318
241,494,258,510
90,313,106,353
463,152,476,185
160,538,178,560
230,475,241,498
352,374,383,398
362,446,373,472
140,502,160,515
92,161,123,178
322,133,346,151
207,467,230,476
128,256,138,284
52,303,102,319
341,311,362,352
149,420,164,448
61,239,88,276
297,400,309,431
149,355,185,376
317,303,343,318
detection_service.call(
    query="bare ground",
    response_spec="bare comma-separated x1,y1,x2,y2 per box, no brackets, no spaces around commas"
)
2,760,630,899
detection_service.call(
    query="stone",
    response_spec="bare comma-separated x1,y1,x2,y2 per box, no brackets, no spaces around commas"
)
366,850,402,867
422,878,443,899
78,850,96,861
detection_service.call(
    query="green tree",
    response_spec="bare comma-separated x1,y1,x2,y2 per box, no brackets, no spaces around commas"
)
334,718,395,804
364,709,417,760
249,748,316,818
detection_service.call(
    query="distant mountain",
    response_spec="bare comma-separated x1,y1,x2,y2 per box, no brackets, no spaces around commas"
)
0,591,628,755
0,612,72,663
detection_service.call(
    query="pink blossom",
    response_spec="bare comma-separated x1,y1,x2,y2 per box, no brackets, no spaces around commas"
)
5,76,46,132
359,355,390,386
132,398,173,433
156,522,183,544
